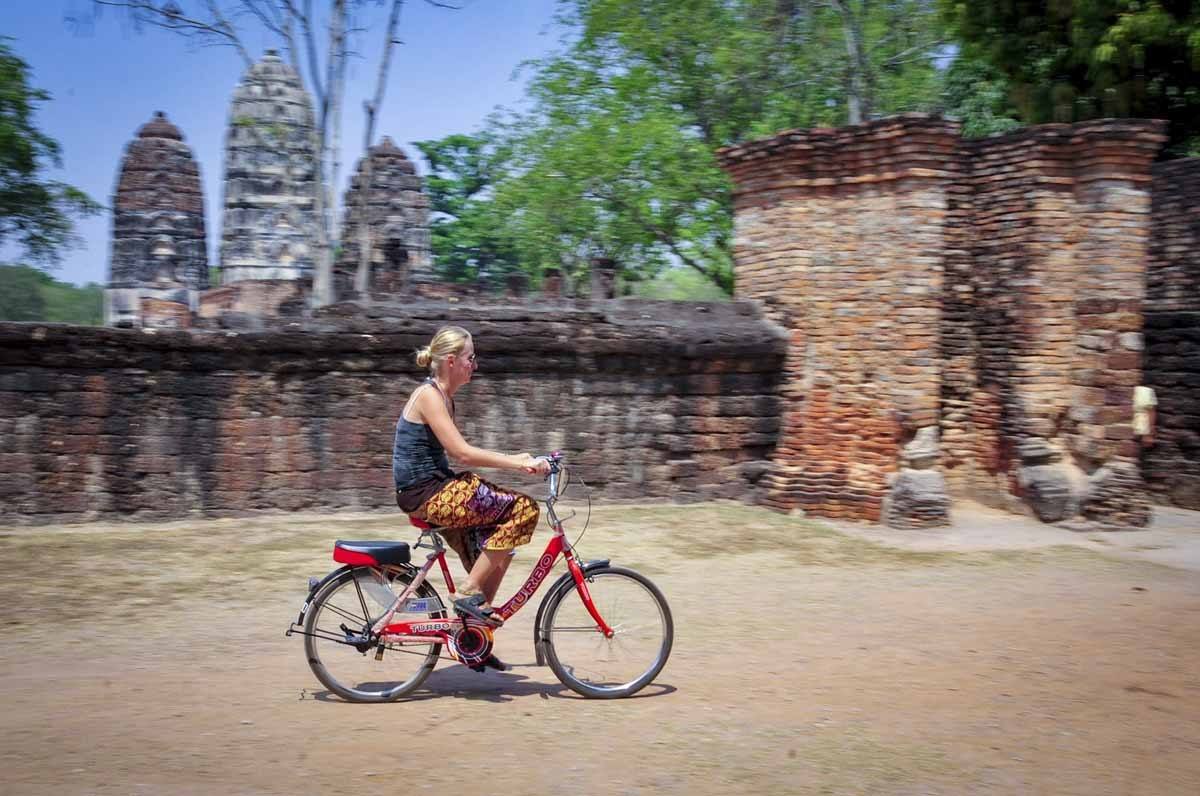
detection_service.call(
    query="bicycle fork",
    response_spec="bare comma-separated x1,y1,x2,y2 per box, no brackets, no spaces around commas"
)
531,556,613,666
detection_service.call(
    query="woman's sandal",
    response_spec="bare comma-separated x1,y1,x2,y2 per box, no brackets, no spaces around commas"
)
470,653,512,673
453,593,505,627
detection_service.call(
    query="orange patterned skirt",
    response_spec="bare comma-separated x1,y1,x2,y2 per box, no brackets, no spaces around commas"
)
411,472,539,571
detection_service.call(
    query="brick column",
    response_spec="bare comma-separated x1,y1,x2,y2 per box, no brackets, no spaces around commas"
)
1068,122,1164,526
1145,158,1200,509
963,120,1165,524
965,126,1085,518
719,116,957,524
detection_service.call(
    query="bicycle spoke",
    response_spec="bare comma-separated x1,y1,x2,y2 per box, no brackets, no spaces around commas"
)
318,601,368,626
543,568,672,698
304,569,445,703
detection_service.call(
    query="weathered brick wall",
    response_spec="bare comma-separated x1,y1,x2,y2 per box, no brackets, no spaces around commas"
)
719,116,958,522
1145,159,1200,508
0,301,786,525
961,128,1078,506
938,156,977,494
955,121,1164,525
722,115,1168,527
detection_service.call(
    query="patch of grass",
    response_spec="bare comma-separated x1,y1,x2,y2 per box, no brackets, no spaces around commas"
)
606,504,962,567
0,505,1148,633
0,514,414,629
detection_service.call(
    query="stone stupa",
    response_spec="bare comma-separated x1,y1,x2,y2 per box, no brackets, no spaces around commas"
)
335,136,433,296
218,50,319,284
105,111,208,328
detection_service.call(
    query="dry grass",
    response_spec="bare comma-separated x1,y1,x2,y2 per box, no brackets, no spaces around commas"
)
0,503,1120,631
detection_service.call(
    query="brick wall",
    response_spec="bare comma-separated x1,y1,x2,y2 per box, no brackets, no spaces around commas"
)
721,115,1170,527
957,122,1164,524
720,116,958,522
1145,159,1200,508
0,301,786,524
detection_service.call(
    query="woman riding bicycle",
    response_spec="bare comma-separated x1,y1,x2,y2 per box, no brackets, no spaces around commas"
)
393,325,551,637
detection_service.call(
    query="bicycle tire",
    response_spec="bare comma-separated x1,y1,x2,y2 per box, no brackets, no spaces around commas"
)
303,566,444,703
541,565,673,699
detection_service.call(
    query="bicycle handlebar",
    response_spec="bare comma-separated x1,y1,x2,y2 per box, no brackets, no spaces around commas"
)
536,451,567,502
536,450,565,474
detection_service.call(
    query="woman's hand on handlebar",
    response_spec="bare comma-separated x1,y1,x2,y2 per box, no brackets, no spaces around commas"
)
518,453,552,476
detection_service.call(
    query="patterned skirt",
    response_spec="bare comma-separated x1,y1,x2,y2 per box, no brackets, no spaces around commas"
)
412,472,539,572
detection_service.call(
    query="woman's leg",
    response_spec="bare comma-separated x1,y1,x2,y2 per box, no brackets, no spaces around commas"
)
472,491,538,602
416,474,538,621
472,550,514,604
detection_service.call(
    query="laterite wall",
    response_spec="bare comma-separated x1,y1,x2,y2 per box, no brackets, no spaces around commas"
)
721,115,1171,526
0,301,786,524
1145,159,1200,509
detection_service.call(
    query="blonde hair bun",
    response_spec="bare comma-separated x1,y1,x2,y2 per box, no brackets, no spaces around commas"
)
417,326,472,372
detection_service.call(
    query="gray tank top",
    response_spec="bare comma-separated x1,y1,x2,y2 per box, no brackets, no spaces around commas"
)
392,381,453,490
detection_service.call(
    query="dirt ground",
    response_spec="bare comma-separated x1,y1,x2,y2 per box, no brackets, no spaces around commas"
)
1,501,1198,796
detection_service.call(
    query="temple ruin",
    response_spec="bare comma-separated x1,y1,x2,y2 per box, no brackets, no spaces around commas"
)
104,51,439,324
104,111,208,328
718,115,1184,527
218,50,319,285
38,113,1200,528
335,137,433,297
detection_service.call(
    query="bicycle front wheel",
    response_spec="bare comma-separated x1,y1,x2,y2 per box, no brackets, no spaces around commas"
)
303,566,443,703
542,565,673,699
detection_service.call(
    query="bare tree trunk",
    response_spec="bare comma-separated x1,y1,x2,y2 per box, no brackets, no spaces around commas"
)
312,0,348,307
354,0,406,298
830,0,871,124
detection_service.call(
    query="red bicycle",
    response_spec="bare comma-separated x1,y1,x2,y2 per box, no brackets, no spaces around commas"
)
287,453,673,702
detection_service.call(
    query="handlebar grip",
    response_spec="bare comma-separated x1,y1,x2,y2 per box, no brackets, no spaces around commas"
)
537,452,564,474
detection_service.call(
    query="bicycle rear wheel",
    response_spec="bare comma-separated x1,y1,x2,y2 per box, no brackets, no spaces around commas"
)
303,567,443,703
541,565,673,699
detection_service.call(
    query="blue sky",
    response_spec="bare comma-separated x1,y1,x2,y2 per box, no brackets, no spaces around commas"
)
3,0,563,285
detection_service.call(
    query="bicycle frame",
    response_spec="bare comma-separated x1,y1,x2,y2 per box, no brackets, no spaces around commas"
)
360,463,614,654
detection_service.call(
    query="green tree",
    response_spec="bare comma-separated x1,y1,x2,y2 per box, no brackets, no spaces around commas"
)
482,0,948,294
942,0,1200,154
495,58,736,293
941,54,1023,137
0,263,49,320
41,279,104,325
413,133,521,288
0,264,104,324
0,39,101,267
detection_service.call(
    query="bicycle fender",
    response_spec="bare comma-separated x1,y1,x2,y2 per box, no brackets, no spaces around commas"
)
532,559,609,666
293,565,355,627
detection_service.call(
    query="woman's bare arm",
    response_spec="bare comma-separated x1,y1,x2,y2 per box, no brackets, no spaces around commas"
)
414,388,544,472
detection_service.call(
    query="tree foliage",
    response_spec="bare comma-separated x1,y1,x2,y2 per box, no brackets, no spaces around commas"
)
0,39,101,268
941,54,1023,138
421,0,948,296
943,0,1200,154
0,264,103,324
413,132,520,286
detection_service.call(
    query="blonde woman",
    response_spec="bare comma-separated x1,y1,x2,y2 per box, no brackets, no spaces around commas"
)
393,325,550,660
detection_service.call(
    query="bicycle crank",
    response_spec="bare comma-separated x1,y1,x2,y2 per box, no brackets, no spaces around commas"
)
448,624,494,668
